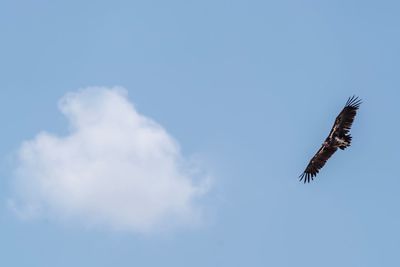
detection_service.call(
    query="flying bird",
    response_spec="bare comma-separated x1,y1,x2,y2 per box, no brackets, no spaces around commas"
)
299,96,362,183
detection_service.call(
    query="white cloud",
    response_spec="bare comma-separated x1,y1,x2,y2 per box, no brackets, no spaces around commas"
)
10,87,210,233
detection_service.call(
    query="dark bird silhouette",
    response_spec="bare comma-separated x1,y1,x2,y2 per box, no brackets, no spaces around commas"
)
299,96,362,183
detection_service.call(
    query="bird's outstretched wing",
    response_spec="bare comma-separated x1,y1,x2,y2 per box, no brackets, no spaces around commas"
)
299,145,338,183
328,95,362,139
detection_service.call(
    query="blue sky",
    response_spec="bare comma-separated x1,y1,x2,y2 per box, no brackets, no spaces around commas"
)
1,0,400,266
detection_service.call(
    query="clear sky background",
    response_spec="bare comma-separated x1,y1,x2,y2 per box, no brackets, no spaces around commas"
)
1,1,400,266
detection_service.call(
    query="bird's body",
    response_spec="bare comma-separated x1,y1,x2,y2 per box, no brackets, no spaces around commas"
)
299,96,361,183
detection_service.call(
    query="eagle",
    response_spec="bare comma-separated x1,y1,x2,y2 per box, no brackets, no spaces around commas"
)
299,96,362,183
